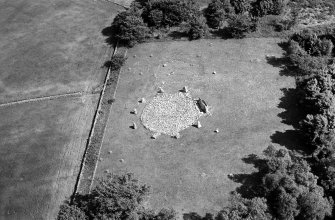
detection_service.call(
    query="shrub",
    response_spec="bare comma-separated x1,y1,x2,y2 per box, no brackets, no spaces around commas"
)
227,14,256,38
147,9,164,27
187,16,209,40
217,193,271,220
205,0,234,29
72,173,150,220
230,0,252,14
105,55,127,71
252,0,286,17
57,204,87,220
261,146,333,220
142,0,200,28
111,10,149,46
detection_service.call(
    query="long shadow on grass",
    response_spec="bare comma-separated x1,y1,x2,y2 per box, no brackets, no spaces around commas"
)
101,26,115,45
266,42,312,154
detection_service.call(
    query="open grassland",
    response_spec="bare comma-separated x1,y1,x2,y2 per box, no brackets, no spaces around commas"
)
95,39,296,218
0,95,98,220
0,0,121,103
0,0,122,219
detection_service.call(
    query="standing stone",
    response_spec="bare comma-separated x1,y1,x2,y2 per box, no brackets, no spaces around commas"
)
194,121,201,128
181,86,188,93
157,87,164,93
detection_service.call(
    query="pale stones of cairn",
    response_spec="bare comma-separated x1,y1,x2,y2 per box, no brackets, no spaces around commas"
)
139,72,143,75
181,86,188,93
194,121,201,128
138,98,146,103
163,63,167,67
212,70,216,75
214,129,219,133
150,54,153,57
108,150,113,154
141,92,202,138
120,159,125,163
157,87,164,93
131,108,138,115
132,122,137,129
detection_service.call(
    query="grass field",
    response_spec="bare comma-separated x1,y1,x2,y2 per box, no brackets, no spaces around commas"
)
0,0,122,219
95,38,296,218
0,0,121,103
0,96,98,219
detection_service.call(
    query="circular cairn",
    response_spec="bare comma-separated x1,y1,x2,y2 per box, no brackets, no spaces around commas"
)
141,92,202,136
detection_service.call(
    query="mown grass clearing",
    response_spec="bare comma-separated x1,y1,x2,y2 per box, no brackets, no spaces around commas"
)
95,38,296,217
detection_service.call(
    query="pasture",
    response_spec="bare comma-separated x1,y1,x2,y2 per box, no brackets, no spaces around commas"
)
0,0,121,219
95,38,296,218
0,0,121,103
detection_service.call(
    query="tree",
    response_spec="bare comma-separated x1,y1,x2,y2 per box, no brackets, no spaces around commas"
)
187,16,209,40
72,173,150,220
226,14,256,38
205,0,234,29
216,193,271,220
57,204,87,220
230,0,251,14
111,10,149,46
251,0,286,17
261,146,333,220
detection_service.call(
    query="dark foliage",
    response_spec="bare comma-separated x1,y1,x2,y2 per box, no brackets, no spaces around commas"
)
226,14,257,38
261,146,333,220
251,0,286,17
111,10,149,46
187,16,209,40
204,0,234,29
104,55,127,71
57,204,87,220
230,0,252,14
142,0,201,28
216,193,271,220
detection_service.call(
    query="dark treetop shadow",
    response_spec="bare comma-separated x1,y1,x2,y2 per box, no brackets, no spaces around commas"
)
228,154,267,199
266,42,312,155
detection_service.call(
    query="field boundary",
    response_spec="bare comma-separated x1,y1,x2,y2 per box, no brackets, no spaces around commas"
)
0,91,84,108
73,42,127,195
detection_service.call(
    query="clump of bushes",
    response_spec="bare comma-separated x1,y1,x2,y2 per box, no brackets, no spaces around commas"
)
204,0,234,29
104,55,127,71
187,16,209,40
110,10,149,47
226,14,257,38
251,0,287,17
58,173,177,220
230,0,252,14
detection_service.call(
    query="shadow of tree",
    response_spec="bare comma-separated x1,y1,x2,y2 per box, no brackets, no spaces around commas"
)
265,42,311,155
183,212,214,220
228,154,267,199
